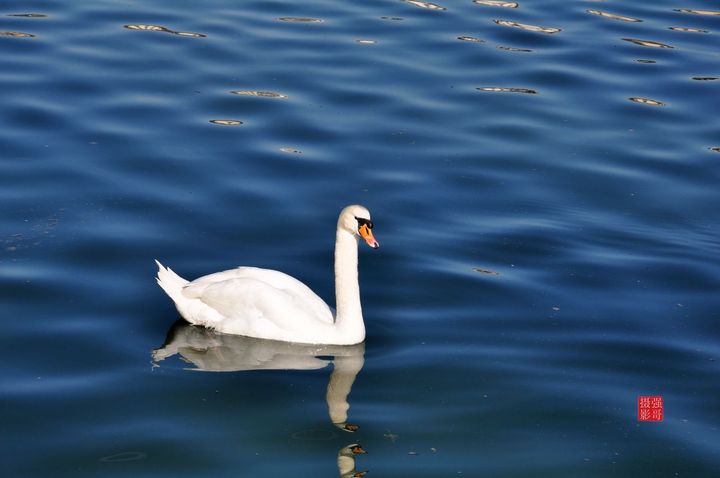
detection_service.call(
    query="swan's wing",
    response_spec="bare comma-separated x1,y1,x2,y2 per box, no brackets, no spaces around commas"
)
183,267,334,324
184,267,331,321
196,277,332,339
183,267,299,291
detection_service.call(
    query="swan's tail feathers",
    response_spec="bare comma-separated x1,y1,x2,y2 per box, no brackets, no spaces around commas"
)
155,260,189,305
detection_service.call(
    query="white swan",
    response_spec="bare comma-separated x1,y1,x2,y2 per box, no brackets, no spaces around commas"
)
155,205,379,345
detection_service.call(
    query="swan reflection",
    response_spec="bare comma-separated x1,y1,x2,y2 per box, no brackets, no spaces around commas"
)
153,322,368,475
153,321,365,431
338,443,368,478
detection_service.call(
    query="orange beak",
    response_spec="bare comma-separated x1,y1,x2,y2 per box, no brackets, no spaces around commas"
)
351,445,367,455
359,224,379,249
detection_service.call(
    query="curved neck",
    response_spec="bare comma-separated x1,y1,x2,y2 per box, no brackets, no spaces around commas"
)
333,229,365,344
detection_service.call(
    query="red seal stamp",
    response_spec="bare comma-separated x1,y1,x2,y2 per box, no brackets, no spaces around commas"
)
638,396,663,421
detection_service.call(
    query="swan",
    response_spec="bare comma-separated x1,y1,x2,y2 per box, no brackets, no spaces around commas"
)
155,204,379,345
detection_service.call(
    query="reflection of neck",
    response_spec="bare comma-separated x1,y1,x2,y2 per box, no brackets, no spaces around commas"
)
334,229,365,344
337,449,357,478
326,352,365,425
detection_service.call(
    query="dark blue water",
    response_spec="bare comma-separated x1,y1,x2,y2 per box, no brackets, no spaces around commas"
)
2,0,719,476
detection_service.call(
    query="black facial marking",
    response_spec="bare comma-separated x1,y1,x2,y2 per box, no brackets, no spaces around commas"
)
355,216,373,230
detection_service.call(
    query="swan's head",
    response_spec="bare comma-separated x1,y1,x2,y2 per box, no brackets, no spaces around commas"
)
339,205,379,249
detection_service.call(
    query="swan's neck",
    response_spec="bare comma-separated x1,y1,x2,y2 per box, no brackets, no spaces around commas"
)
334,229,365,344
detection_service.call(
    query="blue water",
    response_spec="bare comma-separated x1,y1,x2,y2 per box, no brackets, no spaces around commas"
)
2,0,719,476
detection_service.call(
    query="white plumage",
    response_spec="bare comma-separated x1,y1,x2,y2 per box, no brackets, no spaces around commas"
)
156,205,379,345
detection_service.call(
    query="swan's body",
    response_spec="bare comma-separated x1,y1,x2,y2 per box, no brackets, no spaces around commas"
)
156,205,379,345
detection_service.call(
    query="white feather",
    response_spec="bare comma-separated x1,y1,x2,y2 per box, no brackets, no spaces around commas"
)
155,205,377,345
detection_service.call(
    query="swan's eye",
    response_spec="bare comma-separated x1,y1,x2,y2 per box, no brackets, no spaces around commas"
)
355,217,373,230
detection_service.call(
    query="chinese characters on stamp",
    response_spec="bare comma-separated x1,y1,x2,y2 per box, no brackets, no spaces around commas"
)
638,396,663,421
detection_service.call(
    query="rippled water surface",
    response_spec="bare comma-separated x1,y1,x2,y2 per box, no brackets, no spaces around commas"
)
2,0,720,476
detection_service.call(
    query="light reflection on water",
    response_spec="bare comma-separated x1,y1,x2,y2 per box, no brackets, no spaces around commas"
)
668,26,708,33
6,13,49,18
457,35,485,43
277,17,324,23
209,119,244,126
0,30,35,37
124,24,207,38
674,9,720,16
586,10,642,23
477,86,538,94
402,0,447,11
230,90,288,98
622,38,674,48
473,1,518,8
494,20,561,34
628,97,666,107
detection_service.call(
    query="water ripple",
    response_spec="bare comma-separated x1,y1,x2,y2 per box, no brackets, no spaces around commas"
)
674,9,720,16
209,119,243,126
123,24,207,37
457,36,485,43
628,97,666,106
230,90,288,98
477,86,538,94
402,0,447,11
473,0,518,7
669,26,708,33
6,13,47,18
0,31,35,37
99,451,148,463
277,17,323,23
494,20,561,33
622,38,674,48
498,45,532,52
586,9,642,22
